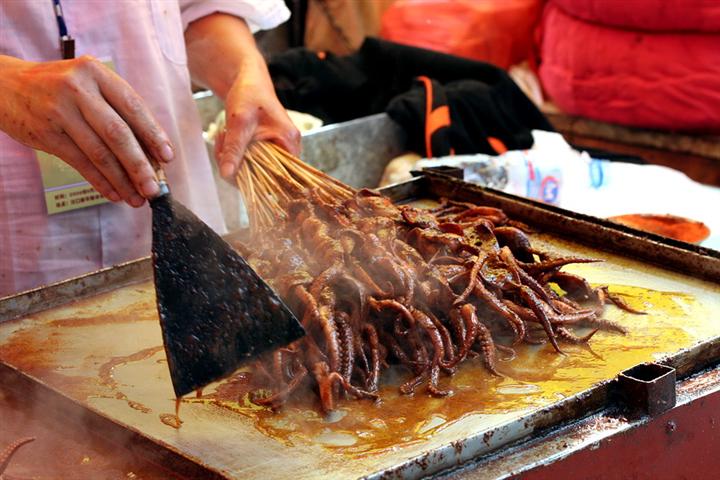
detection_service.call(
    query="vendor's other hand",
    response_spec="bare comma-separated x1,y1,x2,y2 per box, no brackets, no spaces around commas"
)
0,55,174,207
213,54,300,178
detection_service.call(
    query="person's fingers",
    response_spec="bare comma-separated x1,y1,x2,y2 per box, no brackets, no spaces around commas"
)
282,126,302,156
254,123,302,156
219,108,257,178
266,105,302,155
60,108,145,207
213,128,226,168
49,132,121,203
75,92,159,200
91,60,175,165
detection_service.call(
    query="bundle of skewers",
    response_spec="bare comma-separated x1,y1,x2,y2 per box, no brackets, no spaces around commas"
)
234,142,642,412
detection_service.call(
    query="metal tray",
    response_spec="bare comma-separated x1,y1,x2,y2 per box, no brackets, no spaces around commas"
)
1,172,719,479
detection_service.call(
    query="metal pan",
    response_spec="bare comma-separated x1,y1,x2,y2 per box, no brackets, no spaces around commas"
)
1,172,719,479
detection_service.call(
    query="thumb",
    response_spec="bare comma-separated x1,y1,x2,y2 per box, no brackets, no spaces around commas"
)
218,110,256,178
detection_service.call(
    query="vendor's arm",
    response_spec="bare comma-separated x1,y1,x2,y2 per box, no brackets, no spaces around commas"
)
0,55,173,207
184,13,300,178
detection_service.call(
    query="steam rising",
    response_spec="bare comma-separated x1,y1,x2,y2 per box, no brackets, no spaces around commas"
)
234,143,634,413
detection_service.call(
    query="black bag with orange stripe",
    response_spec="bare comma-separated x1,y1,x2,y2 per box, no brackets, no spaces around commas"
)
269,37,552,157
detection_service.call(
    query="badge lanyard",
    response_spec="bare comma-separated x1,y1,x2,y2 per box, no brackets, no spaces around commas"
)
38,0,112,214
53,0,75,59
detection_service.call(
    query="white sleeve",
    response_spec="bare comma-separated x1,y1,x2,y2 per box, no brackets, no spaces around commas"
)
179,0,291,33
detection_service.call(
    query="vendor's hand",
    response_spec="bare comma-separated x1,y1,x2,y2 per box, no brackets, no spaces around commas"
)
214,54,300,178
0,55,174,207
184,13,300,179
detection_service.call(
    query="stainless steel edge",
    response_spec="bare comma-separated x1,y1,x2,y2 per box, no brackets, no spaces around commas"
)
361,334,720,480
364,388,605,480
301,113,407,189
0,258,152,324
439,362,720,480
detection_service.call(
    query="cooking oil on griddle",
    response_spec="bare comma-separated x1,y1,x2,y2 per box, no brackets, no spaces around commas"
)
1,232,719,478
173,282,704,454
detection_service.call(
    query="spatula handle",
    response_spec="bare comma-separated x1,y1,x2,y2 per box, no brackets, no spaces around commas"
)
148,154,170,197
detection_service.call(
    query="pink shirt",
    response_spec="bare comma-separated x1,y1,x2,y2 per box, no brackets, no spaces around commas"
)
0,0,289,296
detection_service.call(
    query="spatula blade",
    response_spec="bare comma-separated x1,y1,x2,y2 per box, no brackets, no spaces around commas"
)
151,194,305,397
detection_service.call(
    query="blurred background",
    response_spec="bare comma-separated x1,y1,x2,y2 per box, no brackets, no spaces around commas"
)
199,0,720,246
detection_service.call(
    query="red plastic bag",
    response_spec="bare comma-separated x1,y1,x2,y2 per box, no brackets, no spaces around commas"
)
380,0,542,69
552,0,720,32
539,2,720,132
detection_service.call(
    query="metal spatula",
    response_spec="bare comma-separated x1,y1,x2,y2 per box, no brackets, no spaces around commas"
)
149,169,305,398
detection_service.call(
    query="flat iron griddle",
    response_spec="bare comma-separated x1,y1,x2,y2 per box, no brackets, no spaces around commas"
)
1,173,719,479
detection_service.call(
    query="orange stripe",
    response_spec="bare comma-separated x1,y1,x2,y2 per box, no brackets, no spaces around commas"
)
487,136,508,154
427,105,450,138
418,76,453,157
417,76,434,157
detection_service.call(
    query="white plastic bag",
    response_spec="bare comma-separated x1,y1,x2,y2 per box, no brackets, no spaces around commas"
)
416,130,720,249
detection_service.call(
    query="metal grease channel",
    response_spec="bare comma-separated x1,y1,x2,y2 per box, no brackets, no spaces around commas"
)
615,362,676,417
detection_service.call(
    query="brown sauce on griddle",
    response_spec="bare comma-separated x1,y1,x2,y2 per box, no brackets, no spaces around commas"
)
47,305,151,328
158,399,184,429
159,413,183,429
127,401,151,414
95,346,163,413
99,346,165,389
178,284,706,454
0,296,163,412
1,279,717,456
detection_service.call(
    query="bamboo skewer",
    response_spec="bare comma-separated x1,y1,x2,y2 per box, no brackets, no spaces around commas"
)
236,142,356,232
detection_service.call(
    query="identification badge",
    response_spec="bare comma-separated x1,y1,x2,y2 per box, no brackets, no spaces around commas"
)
37,58,116,215
37,150,109,214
